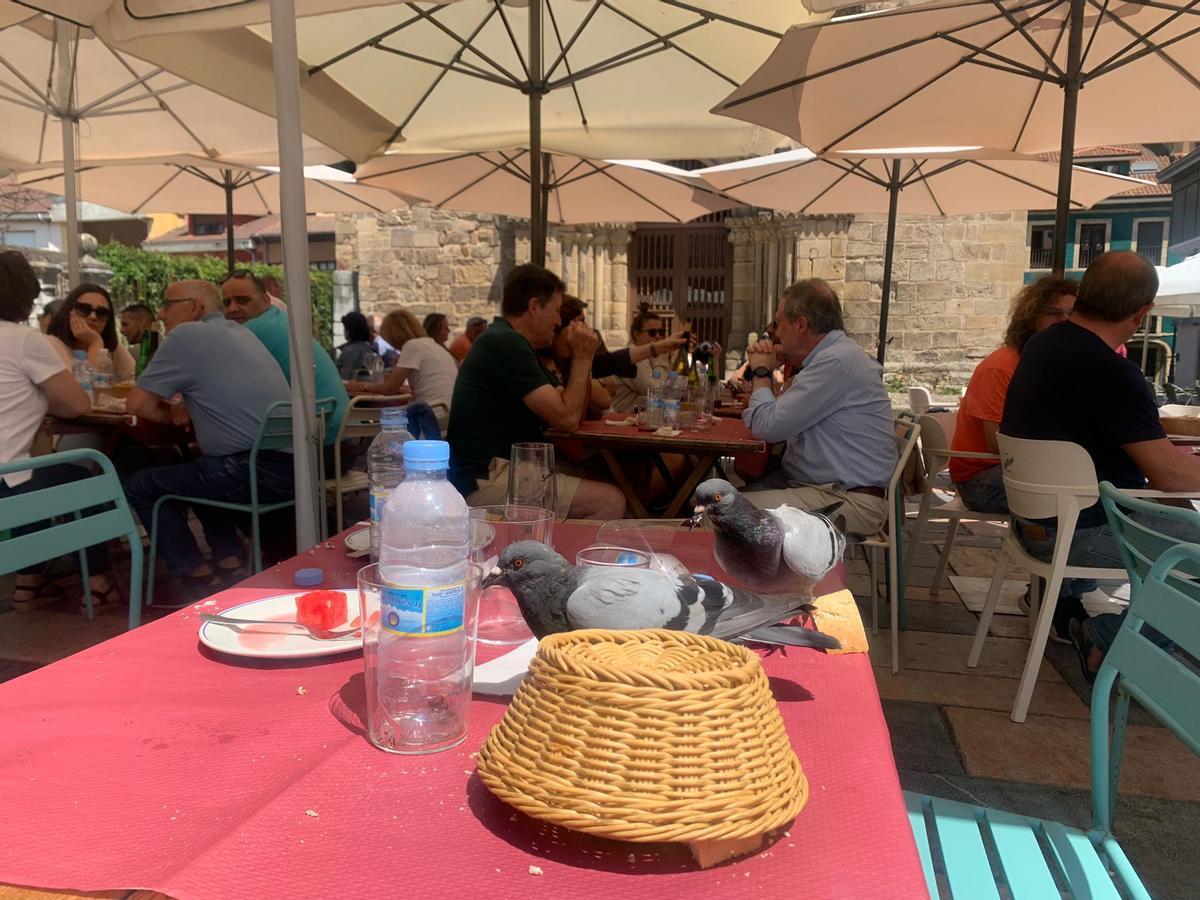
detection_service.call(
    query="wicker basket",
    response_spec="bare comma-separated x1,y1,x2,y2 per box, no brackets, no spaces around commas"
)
476,628,807,845
1161,415,1200,437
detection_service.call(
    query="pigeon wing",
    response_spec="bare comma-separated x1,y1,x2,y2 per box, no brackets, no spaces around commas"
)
769,506,845,582
565,568,690,631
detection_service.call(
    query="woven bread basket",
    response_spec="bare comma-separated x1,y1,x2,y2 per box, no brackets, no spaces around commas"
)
475,628,807,846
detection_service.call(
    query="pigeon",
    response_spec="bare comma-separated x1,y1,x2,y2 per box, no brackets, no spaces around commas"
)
688,479,846,597
480,541,840,651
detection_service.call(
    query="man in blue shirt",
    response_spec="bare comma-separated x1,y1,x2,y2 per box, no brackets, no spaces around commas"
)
220,270,348,467
126,279,294,604
741,278,897,536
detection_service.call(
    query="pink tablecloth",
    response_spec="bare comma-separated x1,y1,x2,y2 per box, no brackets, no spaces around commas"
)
0,525,926,900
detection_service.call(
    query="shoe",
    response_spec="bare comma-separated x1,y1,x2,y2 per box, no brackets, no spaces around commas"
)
151,573,220,609
1016,586,1031,616
79,583,123,616
1068,618,1098,685
214,566,247,589
11,579,66,612
1050,595,1087,646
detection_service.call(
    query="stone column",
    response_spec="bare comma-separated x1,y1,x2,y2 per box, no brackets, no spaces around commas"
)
606,227,631,345
592,233,608,332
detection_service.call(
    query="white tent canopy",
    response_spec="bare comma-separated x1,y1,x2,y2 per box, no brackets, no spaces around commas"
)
1155,255,1200,316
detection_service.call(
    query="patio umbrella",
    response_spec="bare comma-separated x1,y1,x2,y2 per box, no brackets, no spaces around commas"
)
25,1,821,263
355,149,738,224
697,147,1148,362
711,0,1200,273
16,155,405,271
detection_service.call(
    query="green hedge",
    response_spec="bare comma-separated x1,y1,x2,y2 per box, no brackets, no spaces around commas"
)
96,243,334,351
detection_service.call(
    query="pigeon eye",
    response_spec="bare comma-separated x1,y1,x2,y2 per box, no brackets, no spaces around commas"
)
713,493,723,502
512,558,525,570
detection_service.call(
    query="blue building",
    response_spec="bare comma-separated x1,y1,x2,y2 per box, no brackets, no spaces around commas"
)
1024,145,1179,283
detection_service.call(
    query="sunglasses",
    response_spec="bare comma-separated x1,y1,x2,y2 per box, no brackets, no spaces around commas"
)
641,328,666,337
74,300,111,320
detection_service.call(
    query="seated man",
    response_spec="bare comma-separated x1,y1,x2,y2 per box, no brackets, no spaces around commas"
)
740,278,898,536
220,269,349,470
125,280,294,604
118,302,160,376
1001,250,1200,662
448,315,487,364
448,264,625,520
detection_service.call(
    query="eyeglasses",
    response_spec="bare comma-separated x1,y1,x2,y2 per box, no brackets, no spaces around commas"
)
74,300,111,320
1039,308,1072,320
159,296,196,309
641,328,666,337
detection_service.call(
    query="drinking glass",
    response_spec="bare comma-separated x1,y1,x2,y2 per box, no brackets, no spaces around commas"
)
358,562,481,755
507,442,557,513
470,505,553,645
575,545,653,567
692,383,715,431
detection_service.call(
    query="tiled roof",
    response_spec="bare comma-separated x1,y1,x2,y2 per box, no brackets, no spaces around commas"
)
0,181,53,214
145,213,336,246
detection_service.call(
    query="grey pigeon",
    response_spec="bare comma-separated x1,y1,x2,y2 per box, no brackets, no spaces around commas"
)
689,479,846,597
481,541,840,651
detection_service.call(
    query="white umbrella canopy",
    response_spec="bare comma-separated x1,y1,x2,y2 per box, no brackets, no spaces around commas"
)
1155,255,1200,314
711,0,1200,271
698,147,1150,362
356,149,737,224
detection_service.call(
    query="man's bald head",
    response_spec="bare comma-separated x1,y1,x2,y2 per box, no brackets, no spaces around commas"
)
1074,251,1159,323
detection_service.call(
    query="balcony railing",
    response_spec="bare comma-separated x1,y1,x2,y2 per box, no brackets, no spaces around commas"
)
1078,245,1105,268
1136,244,1163,265
1029,247,1053,269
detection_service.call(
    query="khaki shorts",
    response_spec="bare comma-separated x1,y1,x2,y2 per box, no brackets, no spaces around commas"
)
465,457,581,519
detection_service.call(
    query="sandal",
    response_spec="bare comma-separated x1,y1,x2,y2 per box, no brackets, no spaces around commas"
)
80,583,123,616
1068,618,1098,685
12,578,66,613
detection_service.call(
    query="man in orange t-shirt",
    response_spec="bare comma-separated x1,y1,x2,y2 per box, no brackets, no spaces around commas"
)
950,278,1077,512
447,316,487,365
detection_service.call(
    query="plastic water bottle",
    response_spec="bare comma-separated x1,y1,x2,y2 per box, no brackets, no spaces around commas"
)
71,351,94,407
662,371,682,428
644,367,664,428
93,349,114,399
376,440,472,751
367,407,412,560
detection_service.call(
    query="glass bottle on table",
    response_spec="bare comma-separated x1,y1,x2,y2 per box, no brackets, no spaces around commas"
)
71,350,94,409
93,349,114,401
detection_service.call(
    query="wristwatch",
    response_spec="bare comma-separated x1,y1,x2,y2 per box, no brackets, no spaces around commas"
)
751,366,772,379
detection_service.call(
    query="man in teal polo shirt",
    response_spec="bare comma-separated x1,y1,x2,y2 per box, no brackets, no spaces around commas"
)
220,270,348,468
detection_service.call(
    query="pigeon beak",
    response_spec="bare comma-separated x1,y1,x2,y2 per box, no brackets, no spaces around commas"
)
685,505,706,528
479,566,505,590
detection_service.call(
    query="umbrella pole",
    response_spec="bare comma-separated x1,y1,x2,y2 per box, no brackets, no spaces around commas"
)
1051,0,1086,276
224,170,236,274
528,0,546,267
55,20,80,287
876,159,901,366
269,0,321,553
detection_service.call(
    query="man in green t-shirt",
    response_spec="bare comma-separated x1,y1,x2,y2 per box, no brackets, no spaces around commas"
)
448,264,625,519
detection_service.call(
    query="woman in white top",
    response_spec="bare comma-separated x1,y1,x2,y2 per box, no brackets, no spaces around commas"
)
609,303,676,413
45,283,136,383
346,308,458,422
0,252,122,614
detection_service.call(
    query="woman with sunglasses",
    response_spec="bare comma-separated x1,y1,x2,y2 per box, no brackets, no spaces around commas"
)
609,302,682,413
45,283,135,384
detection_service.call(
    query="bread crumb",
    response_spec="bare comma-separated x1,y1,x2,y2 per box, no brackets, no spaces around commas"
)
528,865,543,876
305,809,319,818
296,686,308,695
626,853,636,863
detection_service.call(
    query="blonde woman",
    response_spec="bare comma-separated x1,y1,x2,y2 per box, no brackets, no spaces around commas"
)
346,308,457,414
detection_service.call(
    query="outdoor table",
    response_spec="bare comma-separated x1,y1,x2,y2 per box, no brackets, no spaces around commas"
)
0,523,925,900
549,417,767,518
51,411,193,455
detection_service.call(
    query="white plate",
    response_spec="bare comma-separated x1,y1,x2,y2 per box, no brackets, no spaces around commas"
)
198,591,363,660
345,527,370,554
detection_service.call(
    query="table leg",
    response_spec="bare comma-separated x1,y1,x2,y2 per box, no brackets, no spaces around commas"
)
599,449,650,518
651,453,680,496
662,454,717,518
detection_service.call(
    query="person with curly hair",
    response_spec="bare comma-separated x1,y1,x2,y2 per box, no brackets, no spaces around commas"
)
45,283,136,383
950,276,1078,513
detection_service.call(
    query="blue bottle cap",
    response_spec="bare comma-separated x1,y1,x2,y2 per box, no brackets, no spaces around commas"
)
73,350,87,360
294,567,324,587
403,439,450,470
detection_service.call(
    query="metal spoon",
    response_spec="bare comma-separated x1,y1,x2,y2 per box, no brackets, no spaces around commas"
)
199,612,362,641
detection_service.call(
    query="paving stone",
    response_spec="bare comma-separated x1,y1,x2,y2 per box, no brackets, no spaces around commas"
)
0,608,127,665
874,666,1087,718
881,700,965,776
945,706,1200,803
0,658,40,685
868,629,1062,683
899,598,986,635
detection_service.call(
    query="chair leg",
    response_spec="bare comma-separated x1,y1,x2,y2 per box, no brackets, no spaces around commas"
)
126,531,143,630
867,545,881,636
78,548,92,621
146,498,165,608
889,541,901,674
967,552,1009,667
251,508,263,574
903,493,931,586
1090,665,1119,833
335,484,345,536
1028,574,1043,638
930,518,960,598
1109,686,1131,819
1011,570,1066,723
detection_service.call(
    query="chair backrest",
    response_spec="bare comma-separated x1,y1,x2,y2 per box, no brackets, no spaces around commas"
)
908,386,931,415
997,434,1098,521
336,394,409,443
0,449,138,578
1099,482,1200,592
1097,542,1200,767
889,414,922,530
253,398,338,455
915,413,950,480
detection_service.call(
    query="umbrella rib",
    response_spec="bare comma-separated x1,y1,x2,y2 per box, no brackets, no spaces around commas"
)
0,81,51,113
1088,0,1200,82
128,166,189,215
108,47,214,155
1090,0,1200,89
75,66,166,115
797,162,867,214
404,2,524,85
308,11,426,76
971,159,1088,207
657,0,785,39
592,0,741,87
908,160,949,217
35,38,54,163
373,44,515,88
180,165,226,187
989,0,1064,76
86,79,193,116
722,156,831,192
383,7,506,145
1012,5,1070,150
1080,0,1112,66
319,180,389,213
578,159,688,222
546,0,589,126
491,0,531,82
828,156,892,191
938,33,1059,80
544,0,604,82
436,152,515,208
547,22,706,91
0,56,52,107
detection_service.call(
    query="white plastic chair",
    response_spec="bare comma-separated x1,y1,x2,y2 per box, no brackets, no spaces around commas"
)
908,386,931,415
861,414,922,674
904,414,1008,596
323,394,407,534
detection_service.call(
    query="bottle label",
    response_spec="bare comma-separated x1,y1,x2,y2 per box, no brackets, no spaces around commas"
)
381,581,465,636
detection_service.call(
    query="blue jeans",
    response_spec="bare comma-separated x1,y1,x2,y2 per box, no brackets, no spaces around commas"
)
0,462,112,575
955,464,1008,514
124,451,295,571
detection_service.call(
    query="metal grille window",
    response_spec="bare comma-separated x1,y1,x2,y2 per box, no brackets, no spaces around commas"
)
630,221,731,346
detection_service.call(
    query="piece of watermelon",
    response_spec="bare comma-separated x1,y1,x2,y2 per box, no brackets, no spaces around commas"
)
295,590,348,630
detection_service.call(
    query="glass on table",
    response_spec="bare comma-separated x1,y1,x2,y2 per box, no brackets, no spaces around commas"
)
357,562,481,755
470,505,552,645
575,545,653,568
507,442,557,513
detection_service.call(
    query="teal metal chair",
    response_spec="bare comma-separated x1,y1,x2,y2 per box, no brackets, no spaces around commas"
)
905,489,1200,899
0,448,143,630
145,399,335,606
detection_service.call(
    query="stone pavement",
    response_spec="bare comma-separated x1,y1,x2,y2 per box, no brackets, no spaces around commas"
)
2,512,1198,897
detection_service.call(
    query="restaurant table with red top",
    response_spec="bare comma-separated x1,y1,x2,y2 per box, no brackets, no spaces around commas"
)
550,417,768,518
51,411,193,455
0,523,926,900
